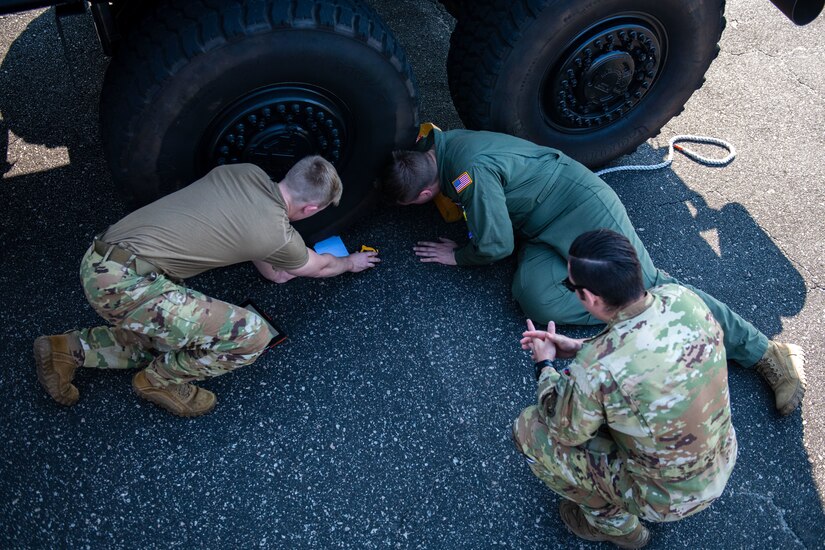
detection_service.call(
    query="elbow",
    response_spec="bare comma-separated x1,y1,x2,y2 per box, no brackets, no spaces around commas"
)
270,271,296,284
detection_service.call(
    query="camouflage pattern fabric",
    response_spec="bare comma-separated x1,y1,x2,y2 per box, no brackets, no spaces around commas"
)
513,284,737,536
77,245,273,386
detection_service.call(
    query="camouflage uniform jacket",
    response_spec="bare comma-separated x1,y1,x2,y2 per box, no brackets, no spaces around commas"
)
537,283,737,520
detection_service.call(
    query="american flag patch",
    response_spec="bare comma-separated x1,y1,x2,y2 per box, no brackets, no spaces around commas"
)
452,171,473,193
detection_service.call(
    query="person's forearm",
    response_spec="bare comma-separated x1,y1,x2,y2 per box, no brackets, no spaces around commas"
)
312,254,355,278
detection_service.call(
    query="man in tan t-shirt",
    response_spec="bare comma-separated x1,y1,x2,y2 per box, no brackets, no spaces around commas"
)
33,156,379,417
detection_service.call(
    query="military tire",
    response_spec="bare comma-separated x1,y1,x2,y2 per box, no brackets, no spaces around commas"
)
100,0,419,241
447,0,725,167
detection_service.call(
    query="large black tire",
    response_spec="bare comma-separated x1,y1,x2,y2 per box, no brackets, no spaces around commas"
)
438,0,469,19
100,0,419,242
447,0,725,167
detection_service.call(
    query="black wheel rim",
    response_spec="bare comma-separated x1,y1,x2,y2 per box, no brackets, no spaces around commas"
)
542,14,667,133
199,84,350,180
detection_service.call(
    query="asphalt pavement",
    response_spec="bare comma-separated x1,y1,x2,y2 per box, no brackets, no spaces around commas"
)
1,0,824,548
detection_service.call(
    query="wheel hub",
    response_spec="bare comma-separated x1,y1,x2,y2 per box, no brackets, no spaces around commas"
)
544,17,664,132
200,85,348,180
582,51,635,103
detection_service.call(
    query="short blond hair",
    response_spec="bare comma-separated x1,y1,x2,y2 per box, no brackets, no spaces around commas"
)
282,155,343,207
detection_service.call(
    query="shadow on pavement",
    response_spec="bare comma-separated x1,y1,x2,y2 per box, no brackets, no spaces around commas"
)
0,8,821,549
601,146,817,545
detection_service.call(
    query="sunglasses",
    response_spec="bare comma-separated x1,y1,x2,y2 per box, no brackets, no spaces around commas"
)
562,277,587,293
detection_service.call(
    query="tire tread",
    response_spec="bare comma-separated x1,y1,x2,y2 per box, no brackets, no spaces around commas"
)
100,0,418,201
447,0,726,165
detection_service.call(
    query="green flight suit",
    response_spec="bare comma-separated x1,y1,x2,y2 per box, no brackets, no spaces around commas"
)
430,129,768,367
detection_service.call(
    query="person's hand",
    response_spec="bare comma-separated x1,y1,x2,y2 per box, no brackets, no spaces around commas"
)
348,251,381,273
413,237,458,265
544,332,583,359
522,323,582,359
520,319,557,362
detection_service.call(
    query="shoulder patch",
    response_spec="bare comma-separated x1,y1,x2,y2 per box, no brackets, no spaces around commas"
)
452,171,473,193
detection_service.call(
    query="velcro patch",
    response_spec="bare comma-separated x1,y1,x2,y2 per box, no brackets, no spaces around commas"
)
452,171,473,193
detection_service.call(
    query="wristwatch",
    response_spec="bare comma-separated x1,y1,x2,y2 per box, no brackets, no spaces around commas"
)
534,359,555,380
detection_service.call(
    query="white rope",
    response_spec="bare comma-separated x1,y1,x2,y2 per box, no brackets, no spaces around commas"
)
594,135,736,177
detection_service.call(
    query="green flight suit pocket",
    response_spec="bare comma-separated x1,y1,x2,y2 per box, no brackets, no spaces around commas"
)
535,158,569,204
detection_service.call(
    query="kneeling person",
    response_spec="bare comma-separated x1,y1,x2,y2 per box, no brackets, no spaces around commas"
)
514,229,736,548
381,126,804,416
34,156,379,417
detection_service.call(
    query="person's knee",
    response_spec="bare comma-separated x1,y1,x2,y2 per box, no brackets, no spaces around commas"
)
512,276,555,323
513,405,541,457
232,319,273,359
512,279,595,326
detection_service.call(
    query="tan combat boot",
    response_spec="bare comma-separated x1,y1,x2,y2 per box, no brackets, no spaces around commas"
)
132,370,216,417
559,500,649,549
755,342,806,416
33,333,83,406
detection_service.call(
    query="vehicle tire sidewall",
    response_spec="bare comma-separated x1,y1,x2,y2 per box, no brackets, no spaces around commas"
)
490,0,721,166
118,29,417,237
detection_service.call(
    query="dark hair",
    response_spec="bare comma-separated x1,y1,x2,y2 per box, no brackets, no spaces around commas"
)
568,229,644,309
377,149,437,203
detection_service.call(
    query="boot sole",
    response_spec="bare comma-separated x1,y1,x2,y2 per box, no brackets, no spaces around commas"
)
132,374,216,418
33,337,78,406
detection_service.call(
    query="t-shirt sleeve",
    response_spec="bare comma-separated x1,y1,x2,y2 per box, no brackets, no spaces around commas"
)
453,166,515,266
263,225,309,270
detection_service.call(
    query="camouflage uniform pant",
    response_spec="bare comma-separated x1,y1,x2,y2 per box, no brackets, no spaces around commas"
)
514,405,721,536
77,245,273,387
513,405,642,537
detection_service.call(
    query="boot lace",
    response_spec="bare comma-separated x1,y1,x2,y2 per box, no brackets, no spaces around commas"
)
757,358,781,386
